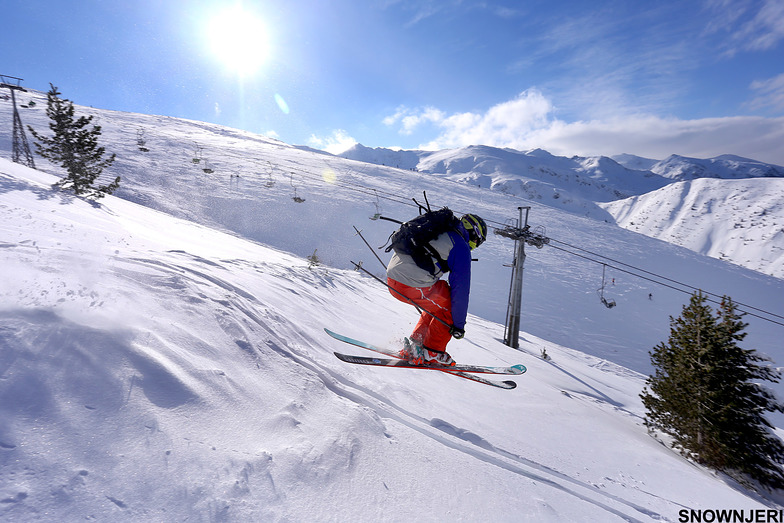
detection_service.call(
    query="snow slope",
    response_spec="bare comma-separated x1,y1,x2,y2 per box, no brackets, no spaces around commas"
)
599,178,784,278
2,88,783,381
1,159,781,522
2,89,784,519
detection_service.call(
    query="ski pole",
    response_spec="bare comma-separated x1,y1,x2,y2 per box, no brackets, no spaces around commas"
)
352,225,387,269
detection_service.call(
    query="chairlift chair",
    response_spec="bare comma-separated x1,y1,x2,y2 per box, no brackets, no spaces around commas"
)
290,172,305,203
137,128,149,152
598,264,617,309
263,162,276,188
369,189,382,220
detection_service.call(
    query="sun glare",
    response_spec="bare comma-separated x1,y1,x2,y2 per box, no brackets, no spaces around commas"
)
207,6,269,76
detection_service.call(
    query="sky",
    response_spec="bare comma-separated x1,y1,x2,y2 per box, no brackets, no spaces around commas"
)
2,0,784,164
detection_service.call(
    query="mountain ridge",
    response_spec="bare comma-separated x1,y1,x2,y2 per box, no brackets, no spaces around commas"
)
339,142,784,278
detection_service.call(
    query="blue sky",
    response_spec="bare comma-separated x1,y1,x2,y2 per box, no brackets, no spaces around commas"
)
3,0,784,164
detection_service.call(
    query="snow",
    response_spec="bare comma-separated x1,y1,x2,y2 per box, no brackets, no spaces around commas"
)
599,178,784,278
1,89,784,520
342,143,784,278
647,154,784,181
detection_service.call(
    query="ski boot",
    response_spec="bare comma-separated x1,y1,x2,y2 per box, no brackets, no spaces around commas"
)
422,348,456,367
401,338,425,365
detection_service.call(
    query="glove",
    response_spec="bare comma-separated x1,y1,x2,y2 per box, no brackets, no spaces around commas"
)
450,326,465,339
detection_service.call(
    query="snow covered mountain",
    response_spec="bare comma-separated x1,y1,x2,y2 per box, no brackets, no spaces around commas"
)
341,144,670,216
599,177,784,278
341,144,784,278
627,153,784,181
2,89,784,520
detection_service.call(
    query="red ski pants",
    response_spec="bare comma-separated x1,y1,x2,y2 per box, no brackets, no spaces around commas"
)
388,278,453,352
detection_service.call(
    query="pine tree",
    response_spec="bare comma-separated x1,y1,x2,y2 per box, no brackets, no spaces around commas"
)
641,292,784,490
28,84,119,199
710,297,784,488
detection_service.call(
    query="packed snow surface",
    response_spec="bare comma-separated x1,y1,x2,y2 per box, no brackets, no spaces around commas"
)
1,90,784,520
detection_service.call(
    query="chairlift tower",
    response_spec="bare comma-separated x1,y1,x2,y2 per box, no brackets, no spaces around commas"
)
0,75,36,169
494,207,549,349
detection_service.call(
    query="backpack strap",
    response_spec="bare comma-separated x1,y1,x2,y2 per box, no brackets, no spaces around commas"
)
422,229,458,274
423,243,449,273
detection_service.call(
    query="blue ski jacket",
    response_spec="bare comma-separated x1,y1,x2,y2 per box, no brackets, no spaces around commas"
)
443,229,472,330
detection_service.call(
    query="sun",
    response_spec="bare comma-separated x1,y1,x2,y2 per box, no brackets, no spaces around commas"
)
206,6,269,77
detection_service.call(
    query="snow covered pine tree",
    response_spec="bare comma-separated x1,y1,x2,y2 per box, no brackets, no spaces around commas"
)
28,84,119,198
641,291,784,490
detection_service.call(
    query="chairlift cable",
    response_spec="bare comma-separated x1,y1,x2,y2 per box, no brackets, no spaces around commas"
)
191,151,783,326
547,243,784,328
548,237,784,322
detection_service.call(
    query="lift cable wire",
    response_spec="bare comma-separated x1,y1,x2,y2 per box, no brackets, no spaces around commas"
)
210,156,784,327
546,241,784,328
292,164,784,327
547,237,784,323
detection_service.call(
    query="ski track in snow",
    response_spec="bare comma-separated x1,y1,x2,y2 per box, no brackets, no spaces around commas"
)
269,327,661,522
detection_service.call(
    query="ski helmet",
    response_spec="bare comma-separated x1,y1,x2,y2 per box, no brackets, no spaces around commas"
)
461,214,487,249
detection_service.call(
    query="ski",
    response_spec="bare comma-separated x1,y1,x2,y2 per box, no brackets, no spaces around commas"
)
325,328,407,359
332,352,524,375
333,352,518,389
325,329,525,389
324,329,525,375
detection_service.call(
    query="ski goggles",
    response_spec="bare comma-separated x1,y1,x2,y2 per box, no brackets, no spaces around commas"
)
462,215,487,250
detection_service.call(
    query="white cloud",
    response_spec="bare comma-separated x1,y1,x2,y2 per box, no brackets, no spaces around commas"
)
732,0,784,52
441,90,553,146
383,90,784,165
383,106,445,135
748,73,784,113
704,0,784,55
529,115,784,165
308,129,358,155
387,90,554,147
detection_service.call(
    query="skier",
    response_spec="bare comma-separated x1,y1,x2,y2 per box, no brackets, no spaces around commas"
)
386,213,488,366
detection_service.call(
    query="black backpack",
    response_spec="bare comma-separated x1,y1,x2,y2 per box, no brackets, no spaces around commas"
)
385,207,459,275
